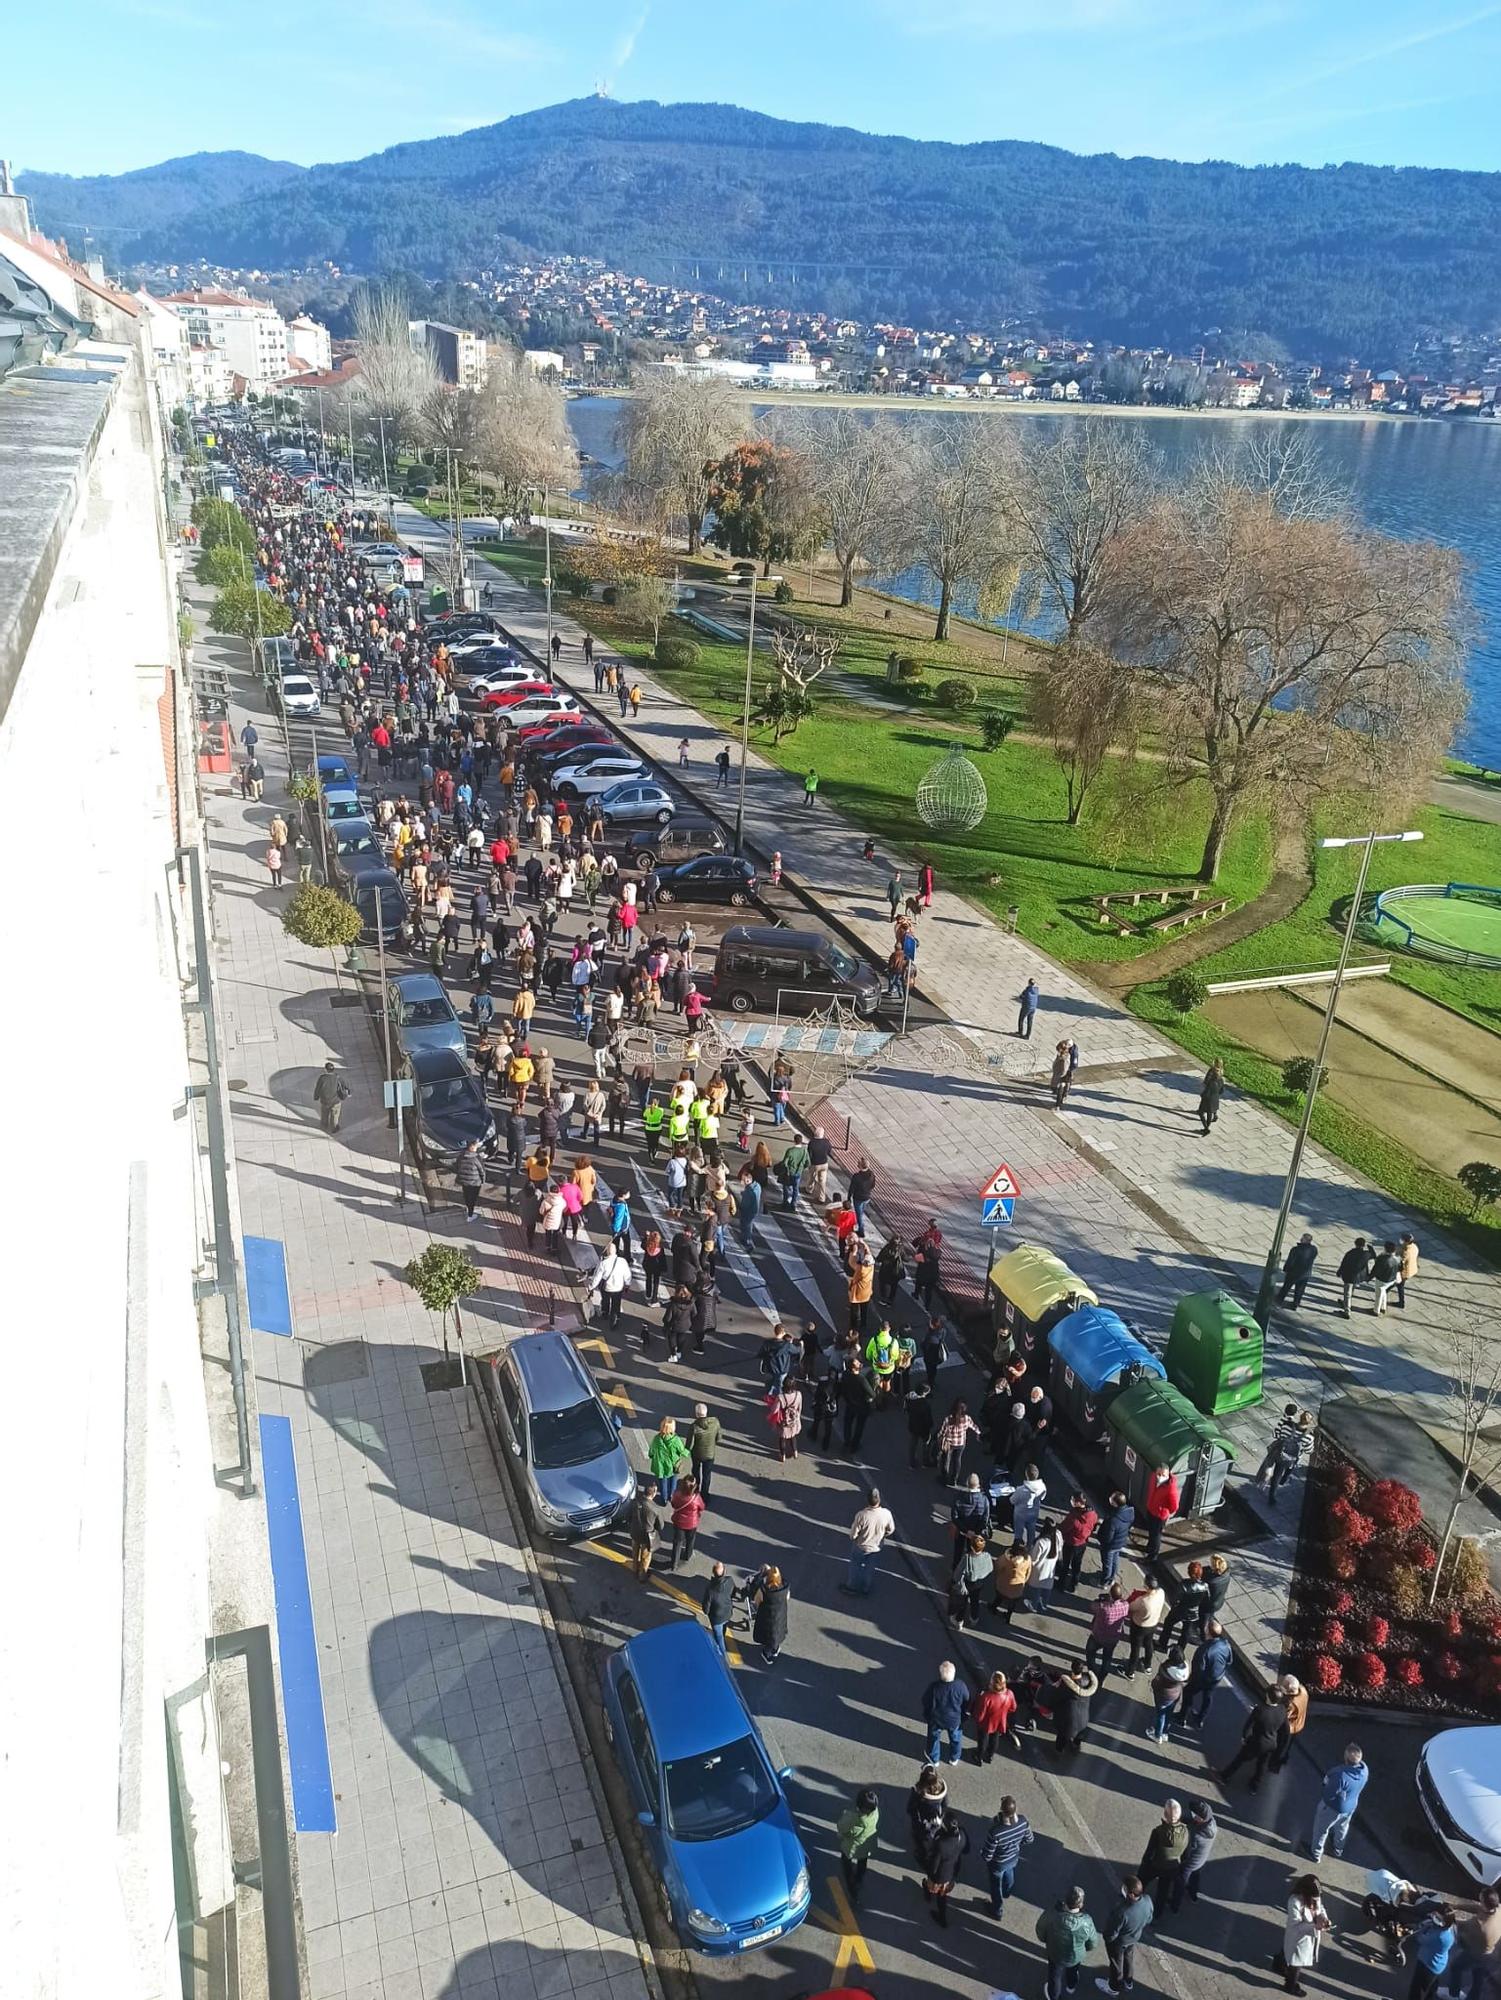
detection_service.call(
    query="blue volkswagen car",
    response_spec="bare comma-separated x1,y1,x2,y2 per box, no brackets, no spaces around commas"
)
386,972,466,1060
603,1623,810,1954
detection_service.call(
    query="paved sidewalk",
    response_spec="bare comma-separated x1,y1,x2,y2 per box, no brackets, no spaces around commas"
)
429,530,1501,1684
201,587,653,2000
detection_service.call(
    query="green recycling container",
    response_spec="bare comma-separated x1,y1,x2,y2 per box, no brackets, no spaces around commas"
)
1104,1376,1236,1519
1165,1289,1264,1418
428,584,450,614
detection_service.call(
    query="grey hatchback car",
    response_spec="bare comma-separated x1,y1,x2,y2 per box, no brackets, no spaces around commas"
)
488,1333,635,1539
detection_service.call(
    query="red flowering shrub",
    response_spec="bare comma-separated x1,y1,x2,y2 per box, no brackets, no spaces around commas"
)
1409,1541,1438,1574
1365,1614,1391,1650
1393,1658,1424,1689
1329,1546,1360,1582
1308,1654,1343,1692
1330,1588,1356,1617
1328,1499,1376,1546
1435,1651,1466,1684
1322,1618,1347,1649
1368,1481,1423,1533
1330,1464,1361,1500
1349,1651,1388,1690
1485,1613,1501,1645
1443,1610,1466,1640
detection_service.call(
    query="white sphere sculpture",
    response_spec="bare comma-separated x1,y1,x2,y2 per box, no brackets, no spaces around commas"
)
916,743,988,834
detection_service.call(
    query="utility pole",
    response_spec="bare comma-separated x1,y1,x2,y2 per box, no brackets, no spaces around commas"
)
519,484,553,661
1251,826,1422,1327
734,571,758,857
309,724,329,881
372,904,408,1204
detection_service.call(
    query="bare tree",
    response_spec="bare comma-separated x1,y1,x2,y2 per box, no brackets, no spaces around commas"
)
420,383,487,465
756,626,840,741
904,421,1017,641
1097,453,1469,881
471,348,574,512
1005,418,1157,640
1029,643,1141,824
785,408,913,607
615,573,678,647
351,285,440,458
616,369,747,553
1434,1325,1501,1604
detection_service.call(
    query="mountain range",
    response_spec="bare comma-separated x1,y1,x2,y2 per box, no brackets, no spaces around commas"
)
20,99,1501,355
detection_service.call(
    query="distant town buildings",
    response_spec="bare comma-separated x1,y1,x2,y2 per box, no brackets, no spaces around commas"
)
408,318,487,388
159,286,295,395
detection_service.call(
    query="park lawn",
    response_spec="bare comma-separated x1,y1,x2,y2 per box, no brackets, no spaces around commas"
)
482,547,1271,964
1164,801,1501,1035
768,583,1051,692
1131,983,1501,1261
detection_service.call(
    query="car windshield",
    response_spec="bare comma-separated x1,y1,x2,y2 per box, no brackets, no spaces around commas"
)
529,1398,617,1470
420,1076,476,1111
341,835,378,854
663,1736,779,1842
403,997,451,1024
827,945,862,981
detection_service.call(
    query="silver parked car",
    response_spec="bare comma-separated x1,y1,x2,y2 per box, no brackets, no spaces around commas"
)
488,1333,635,1538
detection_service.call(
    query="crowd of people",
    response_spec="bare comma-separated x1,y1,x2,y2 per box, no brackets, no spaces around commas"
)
224,437,1481,2000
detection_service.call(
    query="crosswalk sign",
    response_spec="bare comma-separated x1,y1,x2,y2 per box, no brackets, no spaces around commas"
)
982,1194,1015,1226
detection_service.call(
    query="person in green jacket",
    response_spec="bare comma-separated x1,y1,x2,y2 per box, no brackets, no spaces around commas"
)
689,1402,722,1502
649,1417,690,1505
779,1137,810,1212
803,769,819,805
837,1788,880,1904
642,1096,665,1161
1036,1887,1098,1999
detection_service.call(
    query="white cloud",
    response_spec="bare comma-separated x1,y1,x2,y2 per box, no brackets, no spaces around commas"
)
1254,3,1501,100
611,5,650,73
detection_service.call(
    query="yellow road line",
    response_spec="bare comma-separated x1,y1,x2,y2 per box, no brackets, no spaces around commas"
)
811,1873,876,1974
583,1538,743,1666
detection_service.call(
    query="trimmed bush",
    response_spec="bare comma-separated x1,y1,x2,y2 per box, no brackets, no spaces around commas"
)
1282,1054,1330,1097
1328,1500,1375,1546
936,677,977,711
1330,1587,1355,1617
1368,1480,1423,1533
1365,1614,1391,1649
979,709,1015,752
1435,1650,1466,1683
1393,1657,1424,1689
773,580,794,604
1163,970,1209,1016
896,656,925,681
1309,1655,1343,1692
1329,1545,1359,1582
1388,1564,1424,1616
654,638,701,671
554,569,591,599
601,586,618,605
1349,1650,1387,1691
1446,1538,1491,1602
1321,1617,1346,1649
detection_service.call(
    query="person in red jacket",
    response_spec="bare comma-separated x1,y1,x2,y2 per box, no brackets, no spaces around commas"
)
1057,1493,1099,1594
972,1670,1018,1763
670,1477,706,1570
1143,1465,1180,1565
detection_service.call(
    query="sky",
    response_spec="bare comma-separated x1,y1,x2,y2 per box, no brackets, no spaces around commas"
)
13,0,1501,178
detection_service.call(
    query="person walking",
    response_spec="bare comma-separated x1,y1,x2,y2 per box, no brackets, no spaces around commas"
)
1172,1799,1217,1911
1054,1661,1098,1756
1097,1492,1135,1585
313,1060,351,1132
1255,1405,1317,1502
1146,1646,1189,1742
1219,1692,1290,1793
1036,1888,1099,2000
769,1375,803,1462
936,1400,980,1486
837,1789,880,1906
714,745,731,789
920,1810,969,1927
921,1661,971,1766
845,1487,896,1595
1197,1058,1225,1133
1336,1235,1373,1316
1096,1877,1153,1997
747,1563,790,1664
586,1242,632,1328
1396,1231,1420,1308
701,1561,736,1651
846,1237,875,1334
669,1477,705,1569
982,1795,1032,1919
628,1479,660,1579
266,841,285,889
1183,1621,1232,1728
737,1169,763,1251
907,1764,949,1860
974,1671,1018,1764
992,1542,1033,1627
803,768,819,807
455,1139,485,1218
1370,1239,1402,1314
838,1356,875,1453
1138,1799,1188,1914
1016,979,1041,1040
886,871,904,918
1308,1742,1368,1862
1277,1233,1319,1308
1275,1875,1331,1997
1050,1040,1072,1108
689,1403,721,1501
1270,1674,1308,1773
648,1417,690,1506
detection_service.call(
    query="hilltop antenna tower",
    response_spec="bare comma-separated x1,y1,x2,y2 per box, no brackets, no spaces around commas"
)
594,79,610,97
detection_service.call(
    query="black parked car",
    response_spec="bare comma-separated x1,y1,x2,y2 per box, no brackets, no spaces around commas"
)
601,816,728,870
407,1047,495,1163
653,855,758,907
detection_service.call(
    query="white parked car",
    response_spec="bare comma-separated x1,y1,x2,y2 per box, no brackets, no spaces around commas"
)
550,754,646,801
279,673,322,717
502,692,579,726
466,664,539,697
1418,1727,1501,1885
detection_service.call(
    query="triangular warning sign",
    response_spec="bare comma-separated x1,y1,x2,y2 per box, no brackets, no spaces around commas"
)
978,1163,1019,1200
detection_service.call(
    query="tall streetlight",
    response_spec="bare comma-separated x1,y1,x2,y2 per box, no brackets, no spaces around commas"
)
731,571,759,856
1252,826,1422,1327
519,484,553,662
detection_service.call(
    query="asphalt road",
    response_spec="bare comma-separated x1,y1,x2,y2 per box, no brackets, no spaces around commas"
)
272,612,1462,2000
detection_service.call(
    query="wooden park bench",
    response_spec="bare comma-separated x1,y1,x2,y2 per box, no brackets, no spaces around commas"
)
1146,896,1231,933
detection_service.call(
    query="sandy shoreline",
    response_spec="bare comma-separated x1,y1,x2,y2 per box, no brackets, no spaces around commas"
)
733,389,1427,425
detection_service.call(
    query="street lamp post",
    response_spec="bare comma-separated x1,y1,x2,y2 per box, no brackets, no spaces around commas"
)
1251,826,1422,1327
519,484,553,663
734,572,759,857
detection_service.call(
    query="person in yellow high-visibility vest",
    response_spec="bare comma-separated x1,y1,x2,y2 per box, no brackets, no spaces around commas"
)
865,1324,898,1397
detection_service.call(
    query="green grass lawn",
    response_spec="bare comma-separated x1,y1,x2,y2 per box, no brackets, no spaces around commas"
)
483,544,1270,964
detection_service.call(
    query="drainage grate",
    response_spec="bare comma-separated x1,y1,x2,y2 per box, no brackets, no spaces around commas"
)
303,1340,370,1388
329,994,363,1009
420,1358,466,1392
227,1079,249,1092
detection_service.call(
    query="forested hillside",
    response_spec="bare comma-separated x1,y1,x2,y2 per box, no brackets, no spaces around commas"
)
24,100,1501,354
19,151,305,242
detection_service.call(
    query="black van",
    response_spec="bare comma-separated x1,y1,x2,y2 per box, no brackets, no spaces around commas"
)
709,926,884,1019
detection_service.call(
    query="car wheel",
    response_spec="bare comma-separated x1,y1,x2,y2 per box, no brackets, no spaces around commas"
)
729,890,751,907
654,808,673,824
727,989,754,1014
656,885,676,904
555,783,578,801
633,848,656,869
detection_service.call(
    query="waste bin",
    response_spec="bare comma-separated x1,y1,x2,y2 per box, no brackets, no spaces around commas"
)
1047,1306,1166,1444
1104,1377,1236,1520
990,1244,1097,1364
1165,1290,1264,1418
428,584,450,614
